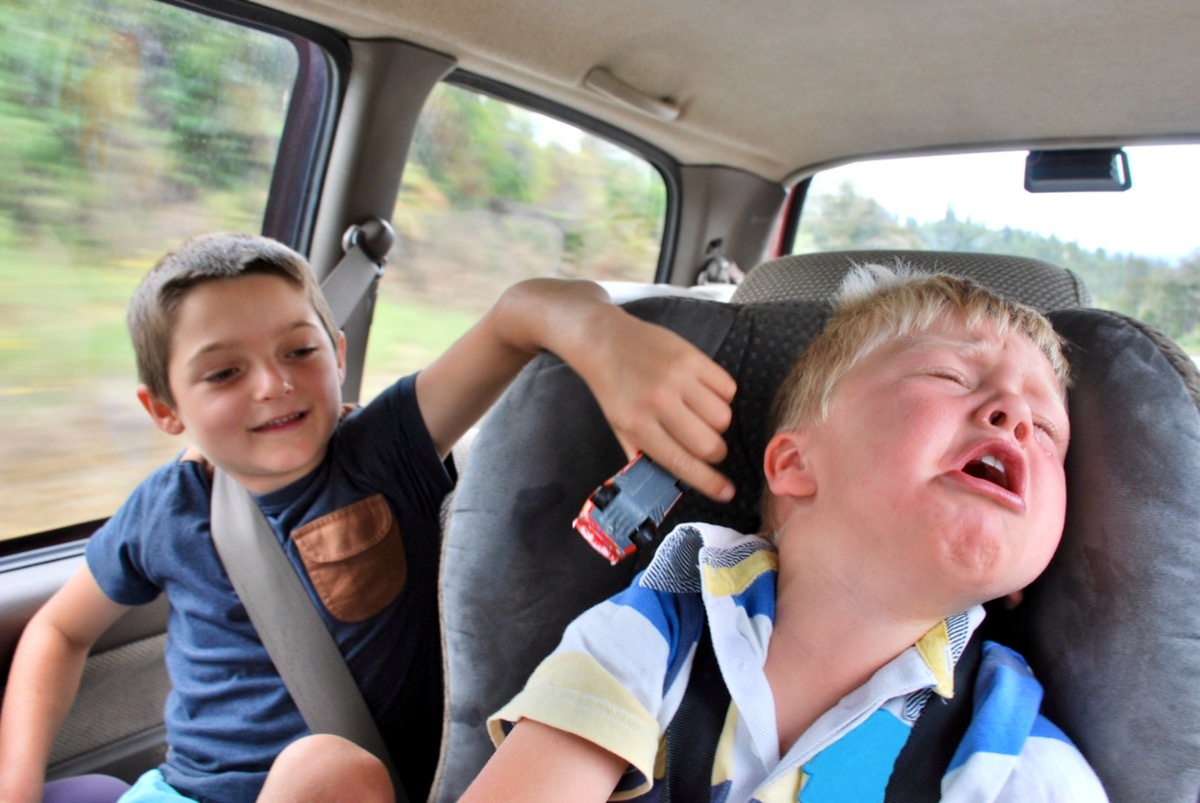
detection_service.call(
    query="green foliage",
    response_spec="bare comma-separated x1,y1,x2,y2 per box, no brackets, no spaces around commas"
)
797,182,918,251
0,0,294,247
413,89,539,205
400,84,666,283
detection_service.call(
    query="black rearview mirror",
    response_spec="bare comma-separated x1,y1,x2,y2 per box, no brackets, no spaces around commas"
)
1024,148,1131,192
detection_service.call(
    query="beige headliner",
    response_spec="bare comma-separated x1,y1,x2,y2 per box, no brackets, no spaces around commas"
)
262,0,1200,182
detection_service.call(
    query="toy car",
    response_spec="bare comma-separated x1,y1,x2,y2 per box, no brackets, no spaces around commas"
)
573,453,685,564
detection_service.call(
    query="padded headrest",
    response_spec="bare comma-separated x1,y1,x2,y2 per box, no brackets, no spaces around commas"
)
1026,308,1200,802
435,296,1199,803
732,249,1092,311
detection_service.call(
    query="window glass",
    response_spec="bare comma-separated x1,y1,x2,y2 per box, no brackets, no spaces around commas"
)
1,0,300,539
361,82,667,399
795,146,1200,357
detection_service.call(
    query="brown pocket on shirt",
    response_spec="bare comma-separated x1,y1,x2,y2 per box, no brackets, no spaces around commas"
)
292,494,406,623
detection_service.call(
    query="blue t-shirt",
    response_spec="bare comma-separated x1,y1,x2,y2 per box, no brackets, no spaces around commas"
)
86,374,453,803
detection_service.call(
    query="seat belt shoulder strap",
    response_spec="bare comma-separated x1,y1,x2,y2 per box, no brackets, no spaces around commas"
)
208,219,408,801
320,218,393,323
663,621,986,803
210,470,405,798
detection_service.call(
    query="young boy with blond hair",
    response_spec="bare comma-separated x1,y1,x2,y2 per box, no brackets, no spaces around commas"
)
463,264,1107,801
0,232,738,803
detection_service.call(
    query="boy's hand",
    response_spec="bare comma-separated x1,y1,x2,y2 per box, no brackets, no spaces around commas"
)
417,278,735,501
578,308,736,502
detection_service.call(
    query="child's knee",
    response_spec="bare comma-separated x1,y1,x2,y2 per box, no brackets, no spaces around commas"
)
261,734,393,803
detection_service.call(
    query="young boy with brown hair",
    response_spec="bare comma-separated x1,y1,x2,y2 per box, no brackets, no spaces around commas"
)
462,264,1107,801
0,232,738,803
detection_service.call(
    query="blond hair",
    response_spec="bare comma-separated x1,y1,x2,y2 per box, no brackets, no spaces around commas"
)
768,263,1070,434
127,233,338,407
761,263,1070,532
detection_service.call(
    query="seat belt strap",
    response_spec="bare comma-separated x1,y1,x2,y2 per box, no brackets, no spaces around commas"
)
320,218,393,324
663,624,728,803
210,470,403,793
663,622,985,803
883,628,984,801
209,219,409,801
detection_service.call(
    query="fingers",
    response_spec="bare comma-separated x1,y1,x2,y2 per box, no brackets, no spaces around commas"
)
674,452,735,502
610,372,737,502
617,422,734,502
587,313,738,502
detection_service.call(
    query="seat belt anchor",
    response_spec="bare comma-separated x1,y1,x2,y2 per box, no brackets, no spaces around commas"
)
341,216,395,270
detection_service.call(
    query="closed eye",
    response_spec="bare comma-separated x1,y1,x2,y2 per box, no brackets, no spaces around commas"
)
1034,419,1058,440
288,345,319,359
1033,417,1068,456
925,367,970,387
203,367,238,384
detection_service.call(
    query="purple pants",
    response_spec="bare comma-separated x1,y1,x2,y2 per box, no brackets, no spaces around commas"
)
43,774,130,803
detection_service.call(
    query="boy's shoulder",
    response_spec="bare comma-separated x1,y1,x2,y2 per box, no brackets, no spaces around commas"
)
333,373,420,440
86,451,217,602
109,450,213,526
177,445,214,477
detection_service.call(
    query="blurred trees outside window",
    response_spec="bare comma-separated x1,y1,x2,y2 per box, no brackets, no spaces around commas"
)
0,7,669,540
0,0,297,539
361,83,667,399
795,148,1200,355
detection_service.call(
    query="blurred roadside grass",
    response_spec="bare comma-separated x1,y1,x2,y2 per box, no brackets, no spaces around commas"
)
0,243,470,400
0,246,150,397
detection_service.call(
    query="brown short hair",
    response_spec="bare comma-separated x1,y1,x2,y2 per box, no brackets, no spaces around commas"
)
127,233,338,407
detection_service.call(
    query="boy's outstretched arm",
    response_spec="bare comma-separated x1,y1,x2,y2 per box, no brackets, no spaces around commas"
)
415,278,737,501
460,719,626,803
0,566,130,803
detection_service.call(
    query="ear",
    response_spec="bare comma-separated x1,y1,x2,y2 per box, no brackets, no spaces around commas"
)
137,385,185,436
763,429,817,500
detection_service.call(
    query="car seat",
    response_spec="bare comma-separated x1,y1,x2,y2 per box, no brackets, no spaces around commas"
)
432,252,1200,803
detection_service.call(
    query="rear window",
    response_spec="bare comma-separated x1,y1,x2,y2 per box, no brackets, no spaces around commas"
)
795,145,1200,357
1,0,315,540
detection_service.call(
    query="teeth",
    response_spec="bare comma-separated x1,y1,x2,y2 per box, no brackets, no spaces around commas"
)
262,412,301,428
980,454,1006,478
963,453,1011,490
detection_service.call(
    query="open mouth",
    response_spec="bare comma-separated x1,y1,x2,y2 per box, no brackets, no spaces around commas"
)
963,454,1010,491
956,438,1028,508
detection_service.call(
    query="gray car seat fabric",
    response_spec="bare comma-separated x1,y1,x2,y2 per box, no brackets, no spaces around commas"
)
1027,308,1200,803
434,294,1199,802
732,249,1092,310
432,297,742,803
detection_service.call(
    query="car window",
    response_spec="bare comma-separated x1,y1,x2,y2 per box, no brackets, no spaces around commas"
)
1,0,313,541
794,145,1200,358
360,81,668,399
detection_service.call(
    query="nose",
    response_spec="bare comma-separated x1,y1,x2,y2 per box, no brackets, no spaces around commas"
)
256,362,294,399
980,391,1033,443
